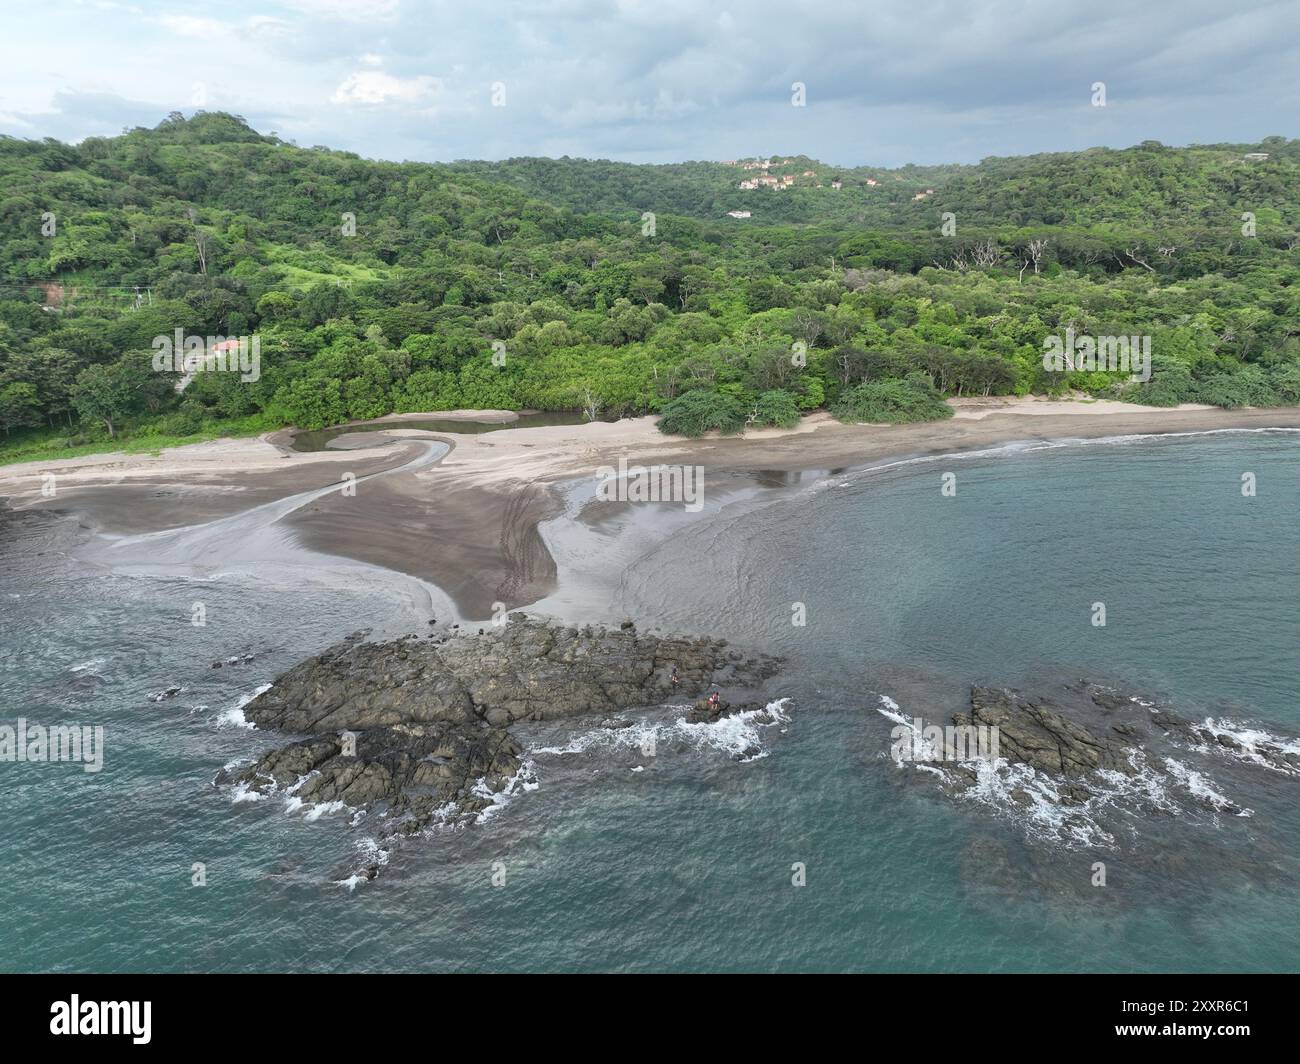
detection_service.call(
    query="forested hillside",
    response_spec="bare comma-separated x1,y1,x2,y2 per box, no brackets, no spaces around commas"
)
1,112,1297,458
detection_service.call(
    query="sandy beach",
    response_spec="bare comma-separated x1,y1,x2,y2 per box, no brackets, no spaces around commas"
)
4,398,1300,619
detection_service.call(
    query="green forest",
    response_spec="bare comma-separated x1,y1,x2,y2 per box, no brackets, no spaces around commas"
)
1,111,1297,460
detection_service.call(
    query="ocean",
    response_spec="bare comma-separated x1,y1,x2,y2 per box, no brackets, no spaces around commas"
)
3,429,1299,972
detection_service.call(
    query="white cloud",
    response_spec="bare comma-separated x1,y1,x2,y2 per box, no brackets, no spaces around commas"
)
248,16,291,36
3,0,1295,165
157,15,229,37
284,0,401,21
331,71,440,105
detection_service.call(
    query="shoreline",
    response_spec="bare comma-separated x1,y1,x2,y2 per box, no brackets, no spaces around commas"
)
4,399,1300,620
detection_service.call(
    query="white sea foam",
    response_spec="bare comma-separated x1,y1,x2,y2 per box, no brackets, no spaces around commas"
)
876,694,904,719
216,683,271,729
229,780,267,804
954,747,1195,848
335,837,390,892
877,694,1112,846
273,770,356,822
1191,718,1300,776
1164,757,1252,816
874,694,949,765
470,758,540,823
304,800,349,822
961,756,1113,847
533,698,792,765
871,696,1241,848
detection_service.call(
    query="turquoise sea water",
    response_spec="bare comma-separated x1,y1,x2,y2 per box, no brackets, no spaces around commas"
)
2,430,1299,972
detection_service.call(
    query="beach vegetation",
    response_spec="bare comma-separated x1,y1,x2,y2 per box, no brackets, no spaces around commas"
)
0,115,1296,459
656,390,748,437
831,374,954,424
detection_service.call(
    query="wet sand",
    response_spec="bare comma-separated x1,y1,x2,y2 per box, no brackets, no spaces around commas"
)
0,437,424,535
4,401,1300,620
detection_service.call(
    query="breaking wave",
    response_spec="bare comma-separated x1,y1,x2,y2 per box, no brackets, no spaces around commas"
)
872,694,1251,849
532,697,792,765
216,684,271,729
1192,718,1300,777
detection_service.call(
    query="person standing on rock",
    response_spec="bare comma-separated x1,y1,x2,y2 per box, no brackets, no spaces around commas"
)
670,666,680,689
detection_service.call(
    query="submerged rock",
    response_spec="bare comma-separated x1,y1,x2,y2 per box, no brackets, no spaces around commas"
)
210,653,255,669
150,686,183,703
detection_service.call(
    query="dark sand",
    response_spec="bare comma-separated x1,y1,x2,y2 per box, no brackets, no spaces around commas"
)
5,405,1300,621
9,443,423,535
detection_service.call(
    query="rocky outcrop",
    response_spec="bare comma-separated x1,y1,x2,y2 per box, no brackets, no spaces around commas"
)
944,683,1300,789
231,722,525,819
218,615,783,877
686,697,768,724
240,614,778,734
893,681,1300,839
905,681,1300,904
929,685,1176,806
958,686,1137,779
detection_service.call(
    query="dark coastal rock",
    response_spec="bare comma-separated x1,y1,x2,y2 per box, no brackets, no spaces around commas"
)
936,686,1178,809
243,616,779,734
218,721,525,816
955,686,1138,781
222,616,783,879
688,698,727,723
211,653,255,669
901,681,1297,829
686,697,770,724
150,686,183,703
887,681,1300,905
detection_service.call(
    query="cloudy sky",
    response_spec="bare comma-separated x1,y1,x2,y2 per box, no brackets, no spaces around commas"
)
2,0,1296,166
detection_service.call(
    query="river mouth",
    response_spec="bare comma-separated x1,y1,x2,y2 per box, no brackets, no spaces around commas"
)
288,411,592,452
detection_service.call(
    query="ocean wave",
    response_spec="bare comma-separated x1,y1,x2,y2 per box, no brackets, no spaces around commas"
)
532,697,792,765
1191,717,1300,776
335,837,390,892
224,764,362,824
470,758,540,823
229,780,267,804
964,756,1115,847
1163,757,1252,816
277,770,359,823
216,683,271,729
67,658,106,675
872,695,1248,848
811,426,1300,495
875,694,948,764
